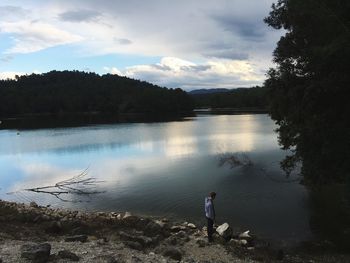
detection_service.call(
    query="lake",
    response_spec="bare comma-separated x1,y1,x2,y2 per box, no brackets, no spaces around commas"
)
0,114,311,246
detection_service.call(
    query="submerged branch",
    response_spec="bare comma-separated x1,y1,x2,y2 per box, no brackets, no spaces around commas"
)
8,168,105,202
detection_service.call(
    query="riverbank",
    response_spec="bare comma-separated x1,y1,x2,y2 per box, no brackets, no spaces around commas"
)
0,200,349,263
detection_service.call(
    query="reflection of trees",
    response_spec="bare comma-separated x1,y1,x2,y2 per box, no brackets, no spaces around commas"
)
218,152,253,168
308,185,350,252
9,169,105,202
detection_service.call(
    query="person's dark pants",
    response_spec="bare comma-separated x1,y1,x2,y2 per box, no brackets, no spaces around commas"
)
206,217,214,242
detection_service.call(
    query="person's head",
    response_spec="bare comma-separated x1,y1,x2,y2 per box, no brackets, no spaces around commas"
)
209,191,216,200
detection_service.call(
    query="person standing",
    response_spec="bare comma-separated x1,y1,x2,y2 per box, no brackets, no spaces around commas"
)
205,191,216,242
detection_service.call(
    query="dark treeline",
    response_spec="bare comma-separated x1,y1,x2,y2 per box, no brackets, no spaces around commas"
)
190,86,268,109
264,0,350,184
0,71,194,117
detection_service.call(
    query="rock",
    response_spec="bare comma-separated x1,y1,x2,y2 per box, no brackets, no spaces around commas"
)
144,221,163,236
239,230,251,239
33,215,42,223
21,243,51,263
124,241,143,251
166,236,178,245
122,215,140,227
187,223,196,229
163,247,182,261
58,250,79,261
65,235,88,242
196,238,207,247
216,223,233,240
131,256,142,263
276,249,284,260
154,219,167,229
119,231,153,247
106,256,120,263
229,238,248,246
45,221,62,234
175,230,190,242
123,212,132,218
30,201,39,208
71,224,90,235
170,225,187,232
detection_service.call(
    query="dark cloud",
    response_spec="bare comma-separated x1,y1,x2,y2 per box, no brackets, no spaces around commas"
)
59,9,101,22
151,64,171,71
114,38,132,45
0,5,28,20
203,49,248,60
212,15,266,41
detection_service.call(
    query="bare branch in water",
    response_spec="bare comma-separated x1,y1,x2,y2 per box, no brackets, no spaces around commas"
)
8,168,105,202
218,153,253,169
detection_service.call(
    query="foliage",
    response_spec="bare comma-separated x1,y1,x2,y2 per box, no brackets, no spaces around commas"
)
191,86,268,109
264,0,350,183
0,70,194,117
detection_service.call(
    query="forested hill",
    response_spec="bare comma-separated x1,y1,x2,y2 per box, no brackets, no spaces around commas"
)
0,71,194,117
190,86,268,109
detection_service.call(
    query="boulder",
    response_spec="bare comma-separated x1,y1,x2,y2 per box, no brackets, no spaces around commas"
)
170,225,187,232
58,250,79,261
124,241,143,251
65,234,88,242
144,221,163,236
216,223,233,240
21,243,51,263
122,215,140,227
45,221,63,234
163,247,183,261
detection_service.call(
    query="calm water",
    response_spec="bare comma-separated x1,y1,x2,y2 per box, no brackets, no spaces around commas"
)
0,114,310,245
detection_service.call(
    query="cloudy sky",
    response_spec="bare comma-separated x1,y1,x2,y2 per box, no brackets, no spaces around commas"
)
0,0,282,91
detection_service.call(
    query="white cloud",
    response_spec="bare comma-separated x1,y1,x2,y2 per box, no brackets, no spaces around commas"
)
122,57,264,90
0,0,281,88
103,66,123,76
0,71,25,80
1,20,83,54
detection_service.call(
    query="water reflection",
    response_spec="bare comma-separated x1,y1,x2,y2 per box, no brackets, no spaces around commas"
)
0,114,310,244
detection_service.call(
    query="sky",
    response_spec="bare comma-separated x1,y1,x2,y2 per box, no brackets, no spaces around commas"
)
0,0,282,91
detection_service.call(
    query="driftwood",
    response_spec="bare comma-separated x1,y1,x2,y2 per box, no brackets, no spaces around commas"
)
8,168,105,202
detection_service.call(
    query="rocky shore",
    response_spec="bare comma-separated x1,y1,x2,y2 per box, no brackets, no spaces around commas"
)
0,200,349,263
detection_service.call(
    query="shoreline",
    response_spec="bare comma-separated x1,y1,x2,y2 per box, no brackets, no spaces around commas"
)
1,200,349,262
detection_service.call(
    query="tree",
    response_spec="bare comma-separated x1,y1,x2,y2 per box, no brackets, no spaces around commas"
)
264,0,350,184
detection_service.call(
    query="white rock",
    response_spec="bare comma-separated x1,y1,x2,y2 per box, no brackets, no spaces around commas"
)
187,223,196,229
239,230,251,239
216,223,233,239
229,239,248,246
123,212,132,219
155,220,166,228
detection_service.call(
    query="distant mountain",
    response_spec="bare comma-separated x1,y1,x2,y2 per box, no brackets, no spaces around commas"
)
188,88,232,95
189,86,268,109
